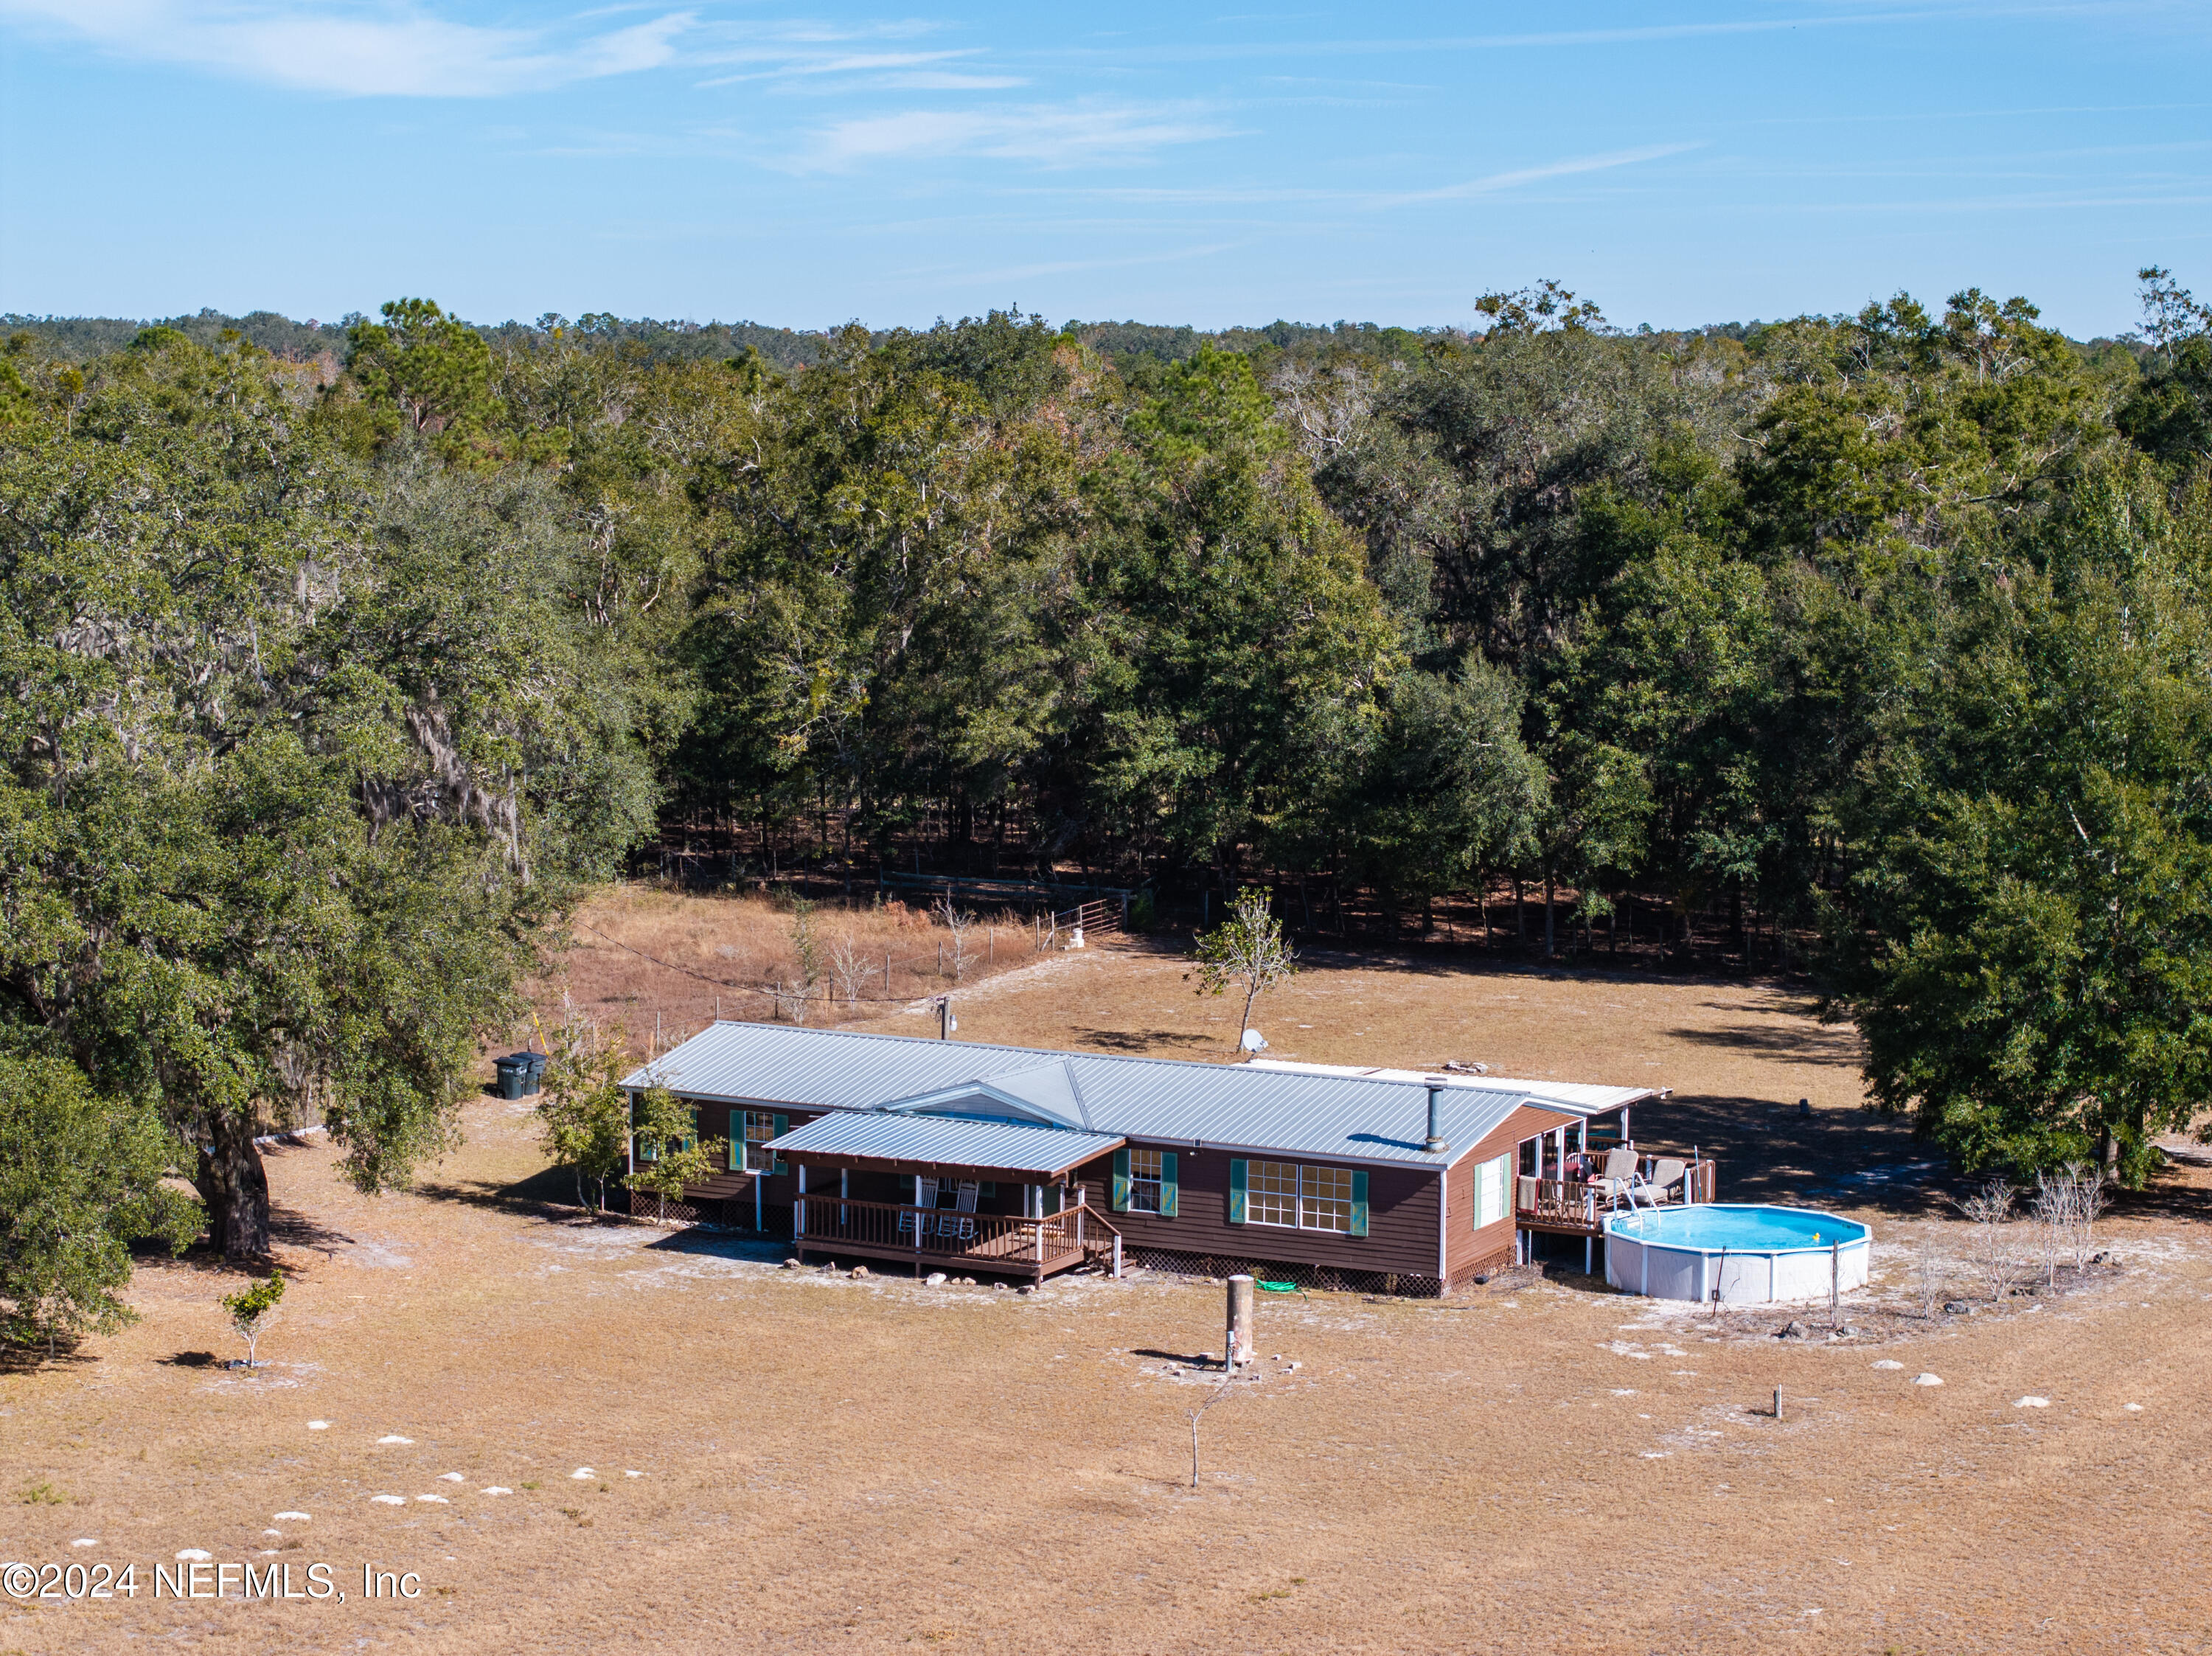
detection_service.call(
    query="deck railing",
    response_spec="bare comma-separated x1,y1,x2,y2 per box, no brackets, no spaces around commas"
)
1514,1157,1719,1234
793,1194,1102,1269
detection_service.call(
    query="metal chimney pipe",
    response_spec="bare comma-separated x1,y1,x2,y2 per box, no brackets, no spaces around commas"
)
1424,1082,1449,1155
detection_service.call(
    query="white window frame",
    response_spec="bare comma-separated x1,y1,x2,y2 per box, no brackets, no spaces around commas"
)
1301,1164,1354,1234
742,1111,780,1174
1246,1160,1351,1232
1127,1147,1164,1214
1475,1152,1510,1228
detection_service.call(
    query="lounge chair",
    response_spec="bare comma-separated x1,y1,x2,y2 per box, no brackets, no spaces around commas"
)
1638,1158,1688,1203
1590,1147,1641,1202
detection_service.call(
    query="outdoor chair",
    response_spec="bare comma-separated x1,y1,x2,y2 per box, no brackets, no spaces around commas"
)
1590,1147,1641,1201
937,1180,979,1245
900,1177,941,1244
1638,1158,1688,1203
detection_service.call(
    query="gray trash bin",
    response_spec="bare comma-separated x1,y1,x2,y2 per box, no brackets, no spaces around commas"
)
520,1051,546,1096
493,1054,529,1101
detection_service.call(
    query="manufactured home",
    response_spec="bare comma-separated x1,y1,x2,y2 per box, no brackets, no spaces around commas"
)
622,1024,1713,1295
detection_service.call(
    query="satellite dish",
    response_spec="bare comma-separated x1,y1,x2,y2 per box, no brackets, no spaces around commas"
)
1239,1028,1268,1052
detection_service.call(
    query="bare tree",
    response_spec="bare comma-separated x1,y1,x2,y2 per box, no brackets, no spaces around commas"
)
1189,1377,1235,1491
1266,355,1374,462
829,931,869,1008
1911,1236,1946,1320
2032,1172,2070,1288
2062,1162,2109,1269
1955,1180,2018,1303
933,897,978,981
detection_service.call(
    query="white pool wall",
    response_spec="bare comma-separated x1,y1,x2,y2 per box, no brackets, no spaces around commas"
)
1604,1206,1871,1304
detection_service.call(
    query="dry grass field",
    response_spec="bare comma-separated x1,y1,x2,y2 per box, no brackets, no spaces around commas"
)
7,893,2211,1655
547,885,1062,1054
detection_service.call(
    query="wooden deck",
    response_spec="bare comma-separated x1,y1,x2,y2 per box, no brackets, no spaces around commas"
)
791,1194,1116,1281
1515,1158,1719,1237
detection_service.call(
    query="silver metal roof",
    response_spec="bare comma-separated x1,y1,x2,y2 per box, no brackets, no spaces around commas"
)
1242,1060,1651,1116
626,1023,1654,1171
765,1111,1124,1177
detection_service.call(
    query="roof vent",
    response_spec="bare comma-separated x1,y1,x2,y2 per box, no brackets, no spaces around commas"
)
1423,1080,1450,1155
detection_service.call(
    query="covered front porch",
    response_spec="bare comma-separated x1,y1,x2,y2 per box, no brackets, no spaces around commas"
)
768,1111,1126,1283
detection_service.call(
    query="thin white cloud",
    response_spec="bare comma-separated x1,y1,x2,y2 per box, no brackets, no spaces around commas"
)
1373,143,1703,206
693,46,1031,93
0,0,692,96
798,100,1235,170
1031,143,1700,208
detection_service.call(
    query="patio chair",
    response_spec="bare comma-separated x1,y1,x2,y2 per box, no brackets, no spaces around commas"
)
1638,1158,1688,1203
900,1177,940,1244
937,1180,979,1245
1590,1147,1641,1202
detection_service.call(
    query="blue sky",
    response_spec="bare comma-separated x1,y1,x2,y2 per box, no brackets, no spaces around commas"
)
1,2,2205,335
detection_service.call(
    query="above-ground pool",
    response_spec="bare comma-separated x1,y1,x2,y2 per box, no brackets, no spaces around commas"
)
1605,1204,1871,1304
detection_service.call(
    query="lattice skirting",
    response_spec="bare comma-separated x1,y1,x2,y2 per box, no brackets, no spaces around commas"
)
611,1193,795,1237
1119,1245,1443,1299
1447,1242,1517,1288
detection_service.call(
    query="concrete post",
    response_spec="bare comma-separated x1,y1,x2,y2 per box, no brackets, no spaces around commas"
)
1225,1273,1256,1369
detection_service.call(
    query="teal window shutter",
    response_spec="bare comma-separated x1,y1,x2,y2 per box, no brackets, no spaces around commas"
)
728,1110,744,1172
771,1113,788,1174
1159,1152,1179,1219
1349,1170,1369,1237
1111,1148,1130,1211
1228,1158,1248,1225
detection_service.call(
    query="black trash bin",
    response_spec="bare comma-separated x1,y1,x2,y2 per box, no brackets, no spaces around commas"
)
520,1051,546,1096
493,1054,529,1101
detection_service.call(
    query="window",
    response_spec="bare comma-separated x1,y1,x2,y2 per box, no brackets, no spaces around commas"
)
1127,1148,1164,1214
1301,1165,1355,1234
1111,1149,1177,1216
742,1111,785,1174
1475,1153,1510,1228
1237,1160,1365,1234
1246,1161,1299,1228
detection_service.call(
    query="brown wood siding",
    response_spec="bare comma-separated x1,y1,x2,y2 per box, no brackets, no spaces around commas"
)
1444,1103,1571,1282
679,1104,821,1211
1070,1144,1441,1276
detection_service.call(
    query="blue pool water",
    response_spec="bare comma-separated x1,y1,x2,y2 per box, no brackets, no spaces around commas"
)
1607,1204,1868,1252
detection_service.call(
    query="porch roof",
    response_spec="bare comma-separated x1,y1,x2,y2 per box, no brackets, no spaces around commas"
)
767,1110,1124,1180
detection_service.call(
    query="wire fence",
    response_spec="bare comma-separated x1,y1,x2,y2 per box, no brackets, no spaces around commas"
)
570,894,1120,1052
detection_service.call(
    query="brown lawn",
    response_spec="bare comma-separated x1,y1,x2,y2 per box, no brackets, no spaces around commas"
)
5,895,2209,1655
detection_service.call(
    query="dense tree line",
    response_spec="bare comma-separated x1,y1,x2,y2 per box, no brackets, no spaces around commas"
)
1,269,2208,1349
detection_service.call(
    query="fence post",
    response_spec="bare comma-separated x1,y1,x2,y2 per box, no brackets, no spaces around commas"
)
1112,1234,1124,1278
